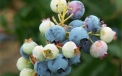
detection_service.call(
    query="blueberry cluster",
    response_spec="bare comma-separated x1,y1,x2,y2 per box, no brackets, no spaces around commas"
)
16,0,117,76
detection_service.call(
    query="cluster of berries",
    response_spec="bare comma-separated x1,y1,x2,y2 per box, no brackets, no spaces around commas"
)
16,0,117,76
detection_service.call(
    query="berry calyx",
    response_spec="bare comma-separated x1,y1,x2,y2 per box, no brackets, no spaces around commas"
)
43,44,59,60
74,48,80,56
32,45,45,62
43,49,53,58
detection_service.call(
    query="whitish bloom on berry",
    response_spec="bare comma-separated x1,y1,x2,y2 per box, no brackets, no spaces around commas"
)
32,45,46,61
90,40,108,59
50,0,67,13
62,41,80,58
16,57,33,71
100,26,116,43
39,18,54,35
20,68,37,76
22,38,38,54
43,44,59,60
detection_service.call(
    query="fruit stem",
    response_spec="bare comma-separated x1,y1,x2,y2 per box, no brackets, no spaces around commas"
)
57,1,65,26
56,45,62,49
56,2,73,26
89,38,94,44
58,14,61,22
88,32,100,36
52,16,59,25
57,5,62,22
64,13,73,22
61,5,67,24
88,32,92,34
80,25,85,28
66,32,70,38
66,25,72,28
29,54,37,64
92,34,100,36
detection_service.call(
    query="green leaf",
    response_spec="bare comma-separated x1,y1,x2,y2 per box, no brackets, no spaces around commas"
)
0,16,8,28
0,0,12,10
0,72,19,76
108,42,122,59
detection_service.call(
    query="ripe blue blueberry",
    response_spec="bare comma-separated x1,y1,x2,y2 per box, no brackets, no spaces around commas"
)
51,66,71,76
68,20,84,31
84,15,101,33
34,61,51,76
69,54,81,65
80,35,99,53
69,27,89,46
47,54,68,73
45,25,66,43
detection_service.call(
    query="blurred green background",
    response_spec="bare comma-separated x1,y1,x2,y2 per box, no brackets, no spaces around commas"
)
0,0,122,76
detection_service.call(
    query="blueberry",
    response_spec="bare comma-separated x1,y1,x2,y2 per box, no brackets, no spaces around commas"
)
68,20,84,31
80,35,99,53
84,15,101,33
34,61,51,76
45,25,66,42
67,1,85,19
69,27,89,46
47,54,68,73
69,54,81,65
20,46,29,59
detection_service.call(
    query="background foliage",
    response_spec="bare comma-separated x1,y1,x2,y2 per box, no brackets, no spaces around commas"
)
0,0,122,76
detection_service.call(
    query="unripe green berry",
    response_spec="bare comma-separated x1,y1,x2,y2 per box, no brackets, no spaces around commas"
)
16,57,33,71
100,26,116,43
39,18,54,35
20,68,37,76
32,45,45,61
22,38,38,54
50,0,67,13
43,44,59,60
62,41,80,58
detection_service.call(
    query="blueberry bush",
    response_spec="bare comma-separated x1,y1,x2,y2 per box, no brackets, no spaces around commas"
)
0,0,121,76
